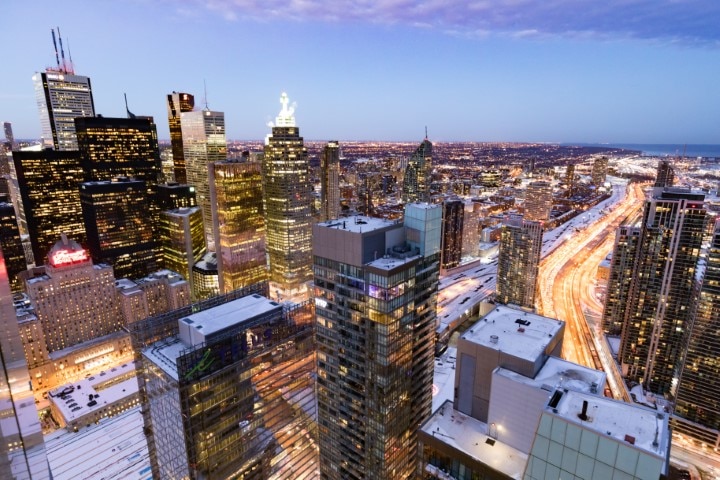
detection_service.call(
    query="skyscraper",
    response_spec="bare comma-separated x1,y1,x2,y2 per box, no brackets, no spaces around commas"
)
80,179,159,279
33,29,95,152
320,141,341,221
0,202,27,292
314,203,441,479
3,121,15,149
167,92,195,184
601,226,641,336
12,150,86,265
402,138,432,203
440,198,464,269
159,206,206,290
157,182,197,210
182,109,227,250
131,289,317,480
591,156,608,186
263,93,313,301
617,189,706,395
209,159,267,294
674,220,720,439
75,115,162,219
524,180,553,223
496,215,543,309
654,159,675,190
565,163,576,197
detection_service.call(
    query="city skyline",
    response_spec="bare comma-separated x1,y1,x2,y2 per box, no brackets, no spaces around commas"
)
2,1,719,144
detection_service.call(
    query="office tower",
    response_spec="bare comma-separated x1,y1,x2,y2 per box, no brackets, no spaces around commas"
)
524,180,553,223
440,198,464,269
617,189,706,395
565,163,575,197
314,203,441,479
131,290,317,479
182,109,227,250
209,159,267,294
654,159,675,189
75,116,162,217
192,251,220,300
320,141,341,221
167,92,195,184
33,29,95,151
159,206,206,290
591,156,608,186
601,226,641,336
80,179,159,279
157,182,197,210
116,270,191,325
0,203,26,292
674,221,720,437
496,215,543,309
402,138,432,203
12,150,85,265
3,121,15,149
461,201,480,258
0,246,51,479
263,93,313,301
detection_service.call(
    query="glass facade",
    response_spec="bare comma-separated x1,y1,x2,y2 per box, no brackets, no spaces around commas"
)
524,180,553,223
320,141,341,221
12,150,86,266
209,159,268,294
33,71,95,151
0,202,27,292
80,179,159,280
167,92,195,184
402,139,432,204
497,215,543,309
601,226,641,336
182,110,227,251
440,199,464,269
159,207,206,290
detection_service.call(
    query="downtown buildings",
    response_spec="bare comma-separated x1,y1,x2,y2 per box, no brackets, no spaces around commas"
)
496,215,543,309
167,92,195,184
313,203,441,479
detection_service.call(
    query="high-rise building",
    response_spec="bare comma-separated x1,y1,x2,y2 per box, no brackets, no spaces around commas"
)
617,189,706,395
209,159,267,294
167,92,195,184
591,156,608,186
524,180,553,223
461,201,480,258
601,226,641,336
75,116,162,219
116,270,191,326
565,163,576,197
12,150,85,265
131,289,317,480
157,182,197,210
192,251,220,300
496,215,543,309
80,179,159,279
674,220,720,438
0,203,27,292
314,203,441,479
320,141,341,221
440,198,464,269
3,121,15,149
33,56,95,150
182,109,226,250
159,206,206,291
402,138,432,203
654,159,675,190
263,93,313,301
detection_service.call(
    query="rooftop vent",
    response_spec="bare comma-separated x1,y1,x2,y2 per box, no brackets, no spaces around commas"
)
578,400,590,421
490,335,499,344
624,434,636,445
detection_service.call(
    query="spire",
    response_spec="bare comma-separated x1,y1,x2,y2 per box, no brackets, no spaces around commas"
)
124,93,136,119
275,92,296,127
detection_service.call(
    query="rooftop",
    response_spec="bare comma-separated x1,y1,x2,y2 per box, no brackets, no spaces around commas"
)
550,390,670,458
421,400,528,479
495,356,606,396
317,215,397,234
461,305,564,363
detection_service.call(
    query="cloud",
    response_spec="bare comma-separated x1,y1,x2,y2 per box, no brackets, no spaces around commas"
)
184,0,720,46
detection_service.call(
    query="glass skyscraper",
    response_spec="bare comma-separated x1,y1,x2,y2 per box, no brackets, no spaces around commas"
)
496,214,543,309
320,141,341,221
402,138,432,204
263,93,313,301
167,92,195,184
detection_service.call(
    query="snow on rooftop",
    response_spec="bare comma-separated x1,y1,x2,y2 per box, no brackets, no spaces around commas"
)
432,348,457,413
461,305,563,363
318,215,396,234
142,336,185,381
366,254,417,271
495,356,605,395
421,400,528,479
552,390,669,458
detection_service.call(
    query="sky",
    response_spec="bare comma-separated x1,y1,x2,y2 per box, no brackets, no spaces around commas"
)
2,0,720,143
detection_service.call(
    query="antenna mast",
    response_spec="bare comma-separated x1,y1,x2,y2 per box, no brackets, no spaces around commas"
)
57,27,67,73
51,29,60,70
67,37,74,74
425,126,428,140
124,93,136,119
203,79,209,110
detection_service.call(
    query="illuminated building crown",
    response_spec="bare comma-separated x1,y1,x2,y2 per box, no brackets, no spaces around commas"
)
275,92,296,127
47,233,90,268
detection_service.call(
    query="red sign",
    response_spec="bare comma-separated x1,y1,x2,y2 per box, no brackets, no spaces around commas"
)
50,249,88,267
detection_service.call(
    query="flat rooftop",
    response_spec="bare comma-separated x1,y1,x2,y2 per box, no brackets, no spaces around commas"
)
461,305,564,363
421,400,527,479
495,356,606,396
317,215,397,234
551,390,669,458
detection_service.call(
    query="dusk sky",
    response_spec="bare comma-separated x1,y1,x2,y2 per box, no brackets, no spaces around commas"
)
3,0,719,143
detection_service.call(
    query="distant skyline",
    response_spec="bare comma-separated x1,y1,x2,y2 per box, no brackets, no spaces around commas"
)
3,0,720,143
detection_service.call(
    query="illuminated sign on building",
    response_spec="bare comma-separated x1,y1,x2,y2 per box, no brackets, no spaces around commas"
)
49,248,88,267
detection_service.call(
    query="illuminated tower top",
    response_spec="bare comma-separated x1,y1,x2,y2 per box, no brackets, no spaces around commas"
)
275,92,296,127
